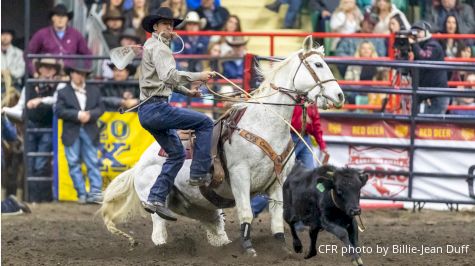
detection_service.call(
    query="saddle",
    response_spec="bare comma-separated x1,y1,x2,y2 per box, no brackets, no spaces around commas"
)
158,106,293,209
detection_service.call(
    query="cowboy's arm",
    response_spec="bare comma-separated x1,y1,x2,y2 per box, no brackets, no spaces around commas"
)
154,46,202,87
307,106,327,150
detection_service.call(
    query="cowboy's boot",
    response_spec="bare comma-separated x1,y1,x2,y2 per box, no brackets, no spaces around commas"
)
142,201,177,221
265,1,282,13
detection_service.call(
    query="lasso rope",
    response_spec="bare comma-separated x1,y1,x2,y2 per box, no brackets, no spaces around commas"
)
212,71,322,166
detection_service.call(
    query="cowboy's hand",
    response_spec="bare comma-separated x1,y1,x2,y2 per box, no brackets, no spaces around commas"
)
408,36,416,44
187,87,202,98
199,71,214,81
27,98,42,109
322,149,330,165
122,98,139,108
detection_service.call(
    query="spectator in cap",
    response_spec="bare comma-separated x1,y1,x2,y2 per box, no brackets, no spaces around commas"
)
27,4,91,76
101,62,139,111
55,60,105,204
1,29,25,88
425,0,475,34
195,0,230,31
102,9,126,49
222,36,248,79
409,20,450,114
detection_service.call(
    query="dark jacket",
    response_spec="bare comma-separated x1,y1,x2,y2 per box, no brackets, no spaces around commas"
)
26,83,56,127
196,5,230,31
101,83,139,111
55,84,105,146
411,38,448,89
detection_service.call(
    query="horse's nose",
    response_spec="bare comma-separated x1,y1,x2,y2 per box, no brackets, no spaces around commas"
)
350,208,361,216
337,92,345,103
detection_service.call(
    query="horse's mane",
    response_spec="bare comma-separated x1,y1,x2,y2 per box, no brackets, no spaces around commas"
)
252,51,297,96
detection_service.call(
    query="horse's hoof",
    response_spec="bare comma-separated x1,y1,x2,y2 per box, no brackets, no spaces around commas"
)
245,248,257,257
352,257,364,266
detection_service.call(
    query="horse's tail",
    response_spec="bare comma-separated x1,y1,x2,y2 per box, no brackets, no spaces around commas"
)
100,167,142,247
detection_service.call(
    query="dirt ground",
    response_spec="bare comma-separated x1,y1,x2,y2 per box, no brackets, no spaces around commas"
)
2,203,475,266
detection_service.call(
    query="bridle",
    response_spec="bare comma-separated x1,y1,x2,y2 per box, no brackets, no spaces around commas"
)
288,51,340,106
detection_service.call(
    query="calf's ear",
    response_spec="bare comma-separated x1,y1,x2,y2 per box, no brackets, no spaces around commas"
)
359,173,369,186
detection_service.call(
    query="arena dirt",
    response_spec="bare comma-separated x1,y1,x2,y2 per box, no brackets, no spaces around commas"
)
2,203,475,265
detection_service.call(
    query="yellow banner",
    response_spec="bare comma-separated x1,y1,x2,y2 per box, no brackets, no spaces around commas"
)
56,112,155,201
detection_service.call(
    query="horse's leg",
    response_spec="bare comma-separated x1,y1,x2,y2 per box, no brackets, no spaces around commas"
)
229,169,256,256
151,213,168,246
267,179,292,253
202,210,232,247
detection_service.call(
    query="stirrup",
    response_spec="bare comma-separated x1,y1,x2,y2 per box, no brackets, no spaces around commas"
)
188,174,211,186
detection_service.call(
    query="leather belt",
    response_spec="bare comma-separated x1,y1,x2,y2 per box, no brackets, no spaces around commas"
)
143,95,169,104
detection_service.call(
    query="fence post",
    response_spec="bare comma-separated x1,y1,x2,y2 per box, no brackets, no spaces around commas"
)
408,67,419,199
270,36,274,56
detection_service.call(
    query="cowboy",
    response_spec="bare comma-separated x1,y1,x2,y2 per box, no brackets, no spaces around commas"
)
138,7,214,221
1,29,25,88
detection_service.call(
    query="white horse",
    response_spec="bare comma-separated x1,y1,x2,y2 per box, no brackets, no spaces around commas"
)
100,36,345,256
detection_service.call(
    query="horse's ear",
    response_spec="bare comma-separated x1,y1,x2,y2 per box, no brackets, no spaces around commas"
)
302,35,313,53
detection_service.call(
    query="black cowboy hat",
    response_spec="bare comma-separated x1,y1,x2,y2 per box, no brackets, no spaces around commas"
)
103,9,126,23
141,7,183,33
48,4,74,20
119,28,141,43
107,61,137,76
64,60,93,75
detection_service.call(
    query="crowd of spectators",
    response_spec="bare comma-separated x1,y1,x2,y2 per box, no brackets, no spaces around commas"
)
1,0,475,204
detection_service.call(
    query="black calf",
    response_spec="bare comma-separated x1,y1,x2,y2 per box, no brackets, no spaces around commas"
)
283,163,368,265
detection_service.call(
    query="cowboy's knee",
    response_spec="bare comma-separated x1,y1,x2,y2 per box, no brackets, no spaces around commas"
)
201,116,213,130
169,148,186,164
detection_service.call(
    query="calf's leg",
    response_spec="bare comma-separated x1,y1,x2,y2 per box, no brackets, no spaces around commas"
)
321,218,363,265
304,226,320,259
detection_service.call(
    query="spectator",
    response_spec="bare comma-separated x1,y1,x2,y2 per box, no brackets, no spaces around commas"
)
425,0,475,34
371,0,410,34
186,0,220,10
105,0,125,15
388,13,408,33
308,0,338,46
439,15,464,58
1,195,31,215
174,11,209,72
124,0,149,42
330,0,363,34
101,63,139,111
160,0,188,19
102,10,126,49
335,12,386,74
55,61,105,204
265,0,303,29
210,15,242,56
345,41,380,106
195,0,230,31
344,41,379,81
3,58,62,201
451,73,475,116
222,36,248,79
330,0,363,50
1,29,25,88
203,41,223,73
27,4,92,76
409,21,450,114
449,42,473,81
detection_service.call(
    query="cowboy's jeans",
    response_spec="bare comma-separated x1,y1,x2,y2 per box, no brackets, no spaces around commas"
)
291,133,316,169
138,100,213,203
64,127,103,198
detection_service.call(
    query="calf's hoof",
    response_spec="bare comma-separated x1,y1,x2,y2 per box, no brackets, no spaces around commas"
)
304,250,317,259
293,242,303,253
351,257,364,266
